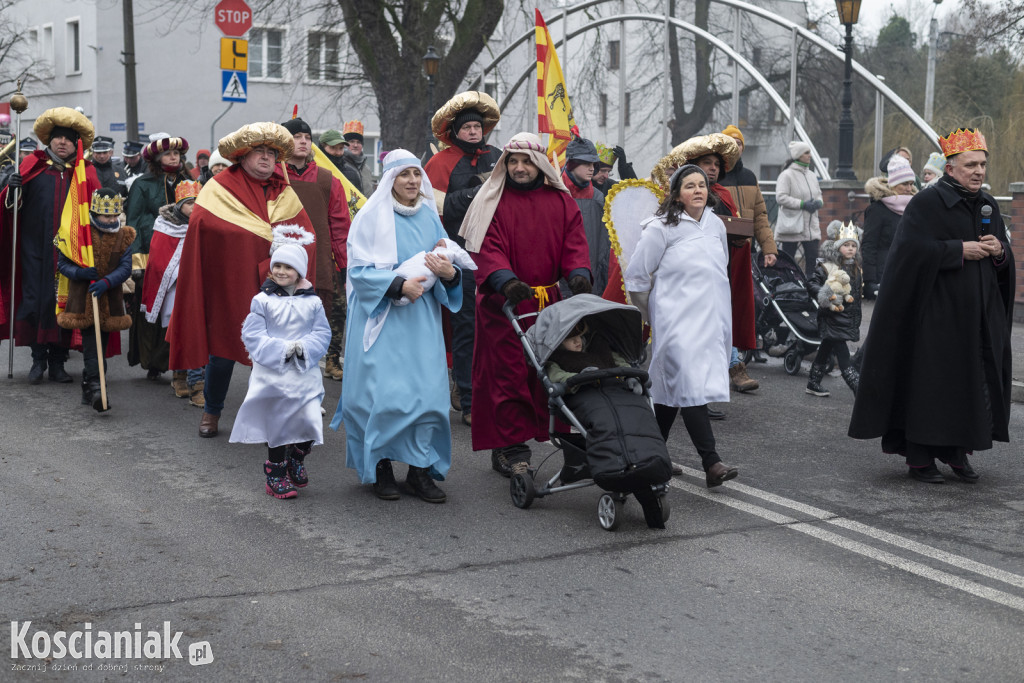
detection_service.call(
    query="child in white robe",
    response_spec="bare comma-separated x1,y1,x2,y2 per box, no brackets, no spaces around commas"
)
229,240,332,499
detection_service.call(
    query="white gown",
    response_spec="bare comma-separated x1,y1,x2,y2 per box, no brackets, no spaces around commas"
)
624,209,732,407
229,282,332,448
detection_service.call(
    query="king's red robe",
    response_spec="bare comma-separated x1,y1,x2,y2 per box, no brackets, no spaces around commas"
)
167,165,316,369
470,184,591,451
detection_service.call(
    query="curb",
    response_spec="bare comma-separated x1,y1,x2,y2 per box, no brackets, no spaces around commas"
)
1013,380,1024,404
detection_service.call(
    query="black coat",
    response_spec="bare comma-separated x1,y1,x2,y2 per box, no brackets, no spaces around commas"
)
808,260,862,342
861,200,900,290
93,159,128,197
849,178,1015,451
440,144,501,244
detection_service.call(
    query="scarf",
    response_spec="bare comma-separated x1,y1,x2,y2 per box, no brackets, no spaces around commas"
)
46,148,70,170
880,194,912,215
711,183,738,216
939,174,980,200
562,168,594,199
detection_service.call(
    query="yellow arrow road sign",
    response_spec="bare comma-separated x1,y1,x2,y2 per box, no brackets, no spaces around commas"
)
220,38,248,71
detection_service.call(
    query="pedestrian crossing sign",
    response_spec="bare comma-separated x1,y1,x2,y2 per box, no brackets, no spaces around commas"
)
221,70,247,102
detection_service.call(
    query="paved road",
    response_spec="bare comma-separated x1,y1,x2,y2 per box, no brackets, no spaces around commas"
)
2,316,1022,681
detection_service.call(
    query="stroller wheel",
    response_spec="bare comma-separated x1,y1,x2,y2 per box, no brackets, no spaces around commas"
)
657,492,671,524
597,493,624,531
784,350,802,376
510,472,536,509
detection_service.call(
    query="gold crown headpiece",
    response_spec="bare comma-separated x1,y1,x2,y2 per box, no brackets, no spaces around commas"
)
175,180,202,203
837,220,859,244
90,190,122,216
938,128,987,158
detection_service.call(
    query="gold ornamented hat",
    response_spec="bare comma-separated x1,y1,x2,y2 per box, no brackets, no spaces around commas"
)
143,135,189,162
938,128,987,158
174,180,202,203
33,107,95,150
430,91,501,147
651,133,740,189
90,189,122,216
217,122,294,163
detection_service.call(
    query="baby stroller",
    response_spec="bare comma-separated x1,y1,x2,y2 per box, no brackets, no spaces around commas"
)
503,294,672,530
747,250,832,376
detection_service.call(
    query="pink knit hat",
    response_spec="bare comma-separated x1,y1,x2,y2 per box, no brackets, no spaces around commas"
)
886,156,915,187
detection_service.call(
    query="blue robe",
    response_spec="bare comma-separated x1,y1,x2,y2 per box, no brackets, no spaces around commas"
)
330,203,462,484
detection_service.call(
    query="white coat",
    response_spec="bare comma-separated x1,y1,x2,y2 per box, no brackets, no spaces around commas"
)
624,209,732,407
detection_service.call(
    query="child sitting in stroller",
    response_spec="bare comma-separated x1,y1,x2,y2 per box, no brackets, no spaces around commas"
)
544,319,673,528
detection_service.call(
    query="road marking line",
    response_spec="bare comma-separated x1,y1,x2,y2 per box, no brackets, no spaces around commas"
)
676,465,1024,590
668,477,1024,613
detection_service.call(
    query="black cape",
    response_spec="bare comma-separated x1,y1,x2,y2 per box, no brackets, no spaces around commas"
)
848,177,1015,452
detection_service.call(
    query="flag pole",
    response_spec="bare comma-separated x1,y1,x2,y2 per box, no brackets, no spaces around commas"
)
91,297,108,411
7,81,28,379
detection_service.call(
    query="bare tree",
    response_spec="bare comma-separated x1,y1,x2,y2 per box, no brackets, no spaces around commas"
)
337,0,504,153
0,0,45,99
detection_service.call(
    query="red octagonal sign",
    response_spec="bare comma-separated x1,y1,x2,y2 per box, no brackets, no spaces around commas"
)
215,0,252,37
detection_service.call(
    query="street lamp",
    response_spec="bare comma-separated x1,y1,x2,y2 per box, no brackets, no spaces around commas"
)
834,0,861,180
423,45,440,158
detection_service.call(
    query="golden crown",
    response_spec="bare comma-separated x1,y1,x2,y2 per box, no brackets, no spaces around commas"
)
837,221,859,244
175,180,202,203
90,191,122,216
938,128,987,158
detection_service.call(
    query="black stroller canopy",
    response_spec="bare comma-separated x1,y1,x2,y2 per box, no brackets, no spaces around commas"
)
524,294,644,366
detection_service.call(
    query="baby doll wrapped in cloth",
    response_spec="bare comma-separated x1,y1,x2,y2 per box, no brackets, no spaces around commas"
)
392,238,477,306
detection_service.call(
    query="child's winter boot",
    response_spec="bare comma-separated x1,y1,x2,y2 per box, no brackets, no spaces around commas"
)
264,460,297,499
286,444,310,488
841,367,859,396
805,364,830,397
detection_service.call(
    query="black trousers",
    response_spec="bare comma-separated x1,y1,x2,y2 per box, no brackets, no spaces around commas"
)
653,404,721,471
267,440,313,463
905,441,967,468
813,339,851,370
80,327,108,382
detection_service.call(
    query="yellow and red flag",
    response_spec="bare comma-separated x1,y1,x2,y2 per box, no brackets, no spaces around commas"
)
55,139,94,314
536,9,579,164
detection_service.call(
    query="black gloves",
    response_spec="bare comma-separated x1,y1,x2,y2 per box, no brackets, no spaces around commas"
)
568,275,592,296
8,173,22,189
502,279,533,306
612,145,627,164
613,146,636,180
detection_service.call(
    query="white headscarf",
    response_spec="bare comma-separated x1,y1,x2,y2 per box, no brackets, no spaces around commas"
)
346,149,439,351
459,132,569,253
347,149,436,270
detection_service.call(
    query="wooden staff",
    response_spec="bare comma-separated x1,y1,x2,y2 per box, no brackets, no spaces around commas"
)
7,81,28,379
91,295,108,411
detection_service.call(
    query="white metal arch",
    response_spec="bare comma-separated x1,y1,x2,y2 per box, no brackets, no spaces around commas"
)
495,13,832,178
471,0,942,164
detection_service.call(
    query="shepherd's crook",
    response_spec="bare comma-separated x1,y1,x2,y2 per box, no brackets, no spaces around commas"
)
91,295,108,411
7,81,28,379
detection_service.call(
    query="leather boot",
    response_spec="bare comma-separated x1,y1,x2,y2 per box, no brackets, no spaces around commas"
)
89,380,109,412
705,461,738,488
372,459,400,500
324,357,343,381
841,367,859,396
805,364,830,397
48,359,73,383
189,380,205,408
406,465,447,503
81,380,93,405
729,362,759,392
29,345,48,384
199,412,219,438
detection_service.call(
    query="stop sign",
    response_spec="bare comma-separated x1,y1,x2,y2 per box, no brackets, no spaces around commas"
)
215,0,252,36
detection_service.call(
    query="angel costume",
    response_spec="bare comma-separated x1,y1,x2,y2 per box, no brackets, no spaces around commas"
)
329,151,463,484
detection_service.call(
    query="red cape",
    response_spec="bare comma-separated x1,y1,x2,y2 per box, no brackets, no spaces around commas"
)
166,165,316,368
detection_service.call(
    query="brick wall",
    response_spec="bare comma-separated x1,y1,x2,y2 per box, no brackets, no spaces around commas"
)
1010,182,1023,322
819,180,871,228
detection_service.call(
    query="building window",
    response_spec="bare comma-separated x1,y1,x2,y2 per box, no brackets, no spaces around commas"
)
65,19,80,74
608,40,620,70
599,93,608,127
250,27,285,80
624,92,631,126
307,31,340,82
40,24,54,77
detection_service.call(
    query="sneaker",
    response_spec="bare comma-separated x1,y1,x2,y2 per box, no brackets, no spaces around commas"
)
287,445,310,488
264,461,297,499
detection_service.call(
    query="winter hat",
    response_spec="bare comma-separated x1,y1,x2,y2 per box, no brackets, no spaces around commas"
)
721,124,744,144
319,129,345,147
207,150,231,169
281,118,312,137
886,155,915,187
566,137,600,163
788,141,811,160
922,152,945,178
196,148,211,161
270,243,307,279
269,224,315,278
452,108,484,135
